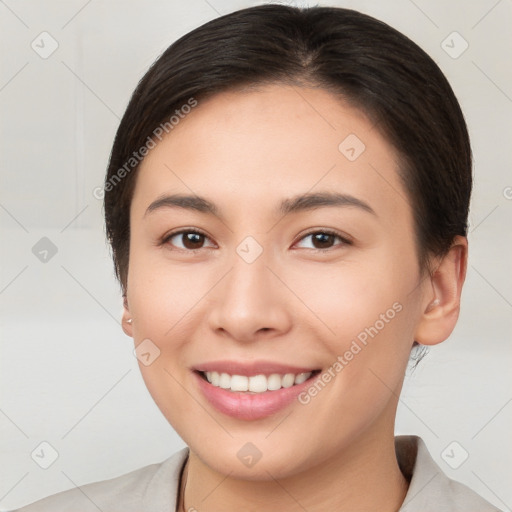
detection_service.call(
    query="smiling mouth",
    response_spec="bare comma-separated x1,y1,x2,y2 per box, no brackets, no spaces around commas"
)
195,369,321,394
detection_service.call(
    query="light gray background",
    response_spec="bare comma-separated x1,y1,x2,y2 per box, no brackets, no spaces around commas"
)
1,0,511,510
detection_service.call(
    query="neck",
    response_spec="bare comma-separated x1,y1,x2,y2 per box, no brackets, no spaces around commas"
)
177,427,409,512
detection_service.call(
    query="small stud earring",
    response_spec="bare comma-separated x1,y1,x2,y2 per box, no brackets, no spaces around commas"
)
127,318,132,324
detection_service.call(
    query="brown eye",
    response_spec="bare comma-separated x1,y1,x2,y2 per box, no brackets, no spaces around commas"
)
163,230,214,250
295,230,350,251
311,232,337,249
181,232,205,249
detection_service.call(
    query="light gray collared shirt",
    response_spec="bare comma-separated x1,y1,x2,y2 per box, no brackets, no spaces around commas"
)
13,435,502,511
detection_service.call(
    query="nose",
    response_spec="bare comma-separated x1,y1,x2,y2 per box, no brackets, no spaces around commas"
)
207,248,292,343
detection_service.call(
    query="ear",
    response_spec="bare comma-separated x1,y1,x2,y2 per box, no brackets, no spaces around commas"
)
414,236,468,346
121,294,133,338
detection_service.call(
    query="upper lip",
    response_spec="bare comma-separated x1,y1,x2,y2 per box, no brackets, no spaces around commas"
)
193,360,319,377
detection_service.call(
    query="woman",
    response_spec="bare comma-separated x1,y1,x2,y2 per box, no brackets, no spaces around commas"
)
15,4,502,511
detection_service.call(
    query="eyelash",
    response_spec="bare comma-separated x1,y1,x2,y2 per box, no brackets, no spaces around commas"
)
160,228,352,253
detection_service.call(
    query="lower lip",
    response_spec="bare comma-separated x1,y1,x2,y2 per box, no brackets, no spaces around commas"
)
193,371,319,421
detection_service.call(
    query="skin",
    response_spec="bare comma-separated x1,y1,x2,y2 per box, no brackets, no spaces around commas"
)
121,84,467,512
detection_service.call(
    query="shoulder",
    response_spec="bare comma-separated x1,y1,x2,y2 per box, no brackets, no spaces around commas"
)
396,435,502,512
13,447,189,512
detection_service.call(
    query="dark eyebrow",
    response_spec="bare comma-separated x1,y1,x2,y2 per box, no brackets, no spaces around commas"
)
144,191,376,219
145,194,222,219
279,191,376,217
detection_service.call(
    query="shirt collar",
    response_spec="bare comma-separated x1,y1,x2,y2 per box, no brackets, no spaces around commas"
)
396,435,500,511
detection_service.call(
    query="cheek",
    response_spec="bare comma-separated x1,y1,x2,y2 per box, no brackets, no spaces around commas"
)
291,248,418,396
127,243,211,335
287,254,413,346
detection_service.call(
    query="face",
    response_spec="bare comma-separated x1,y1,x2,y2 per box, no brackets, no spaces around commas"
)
123,84,430,479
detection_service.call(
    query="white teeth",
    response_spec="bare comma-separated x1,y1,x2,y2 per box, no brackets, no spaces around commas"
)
267,373,282,391
203,371,313,393
282,373,295,388
248,374,267,393
218,372,230,389
230,375,249,392
294,372,309,384
210,371,220,386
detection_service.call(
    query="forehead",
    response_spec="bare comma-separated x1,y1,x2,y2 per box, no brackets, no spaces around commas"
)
132,84,410,228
